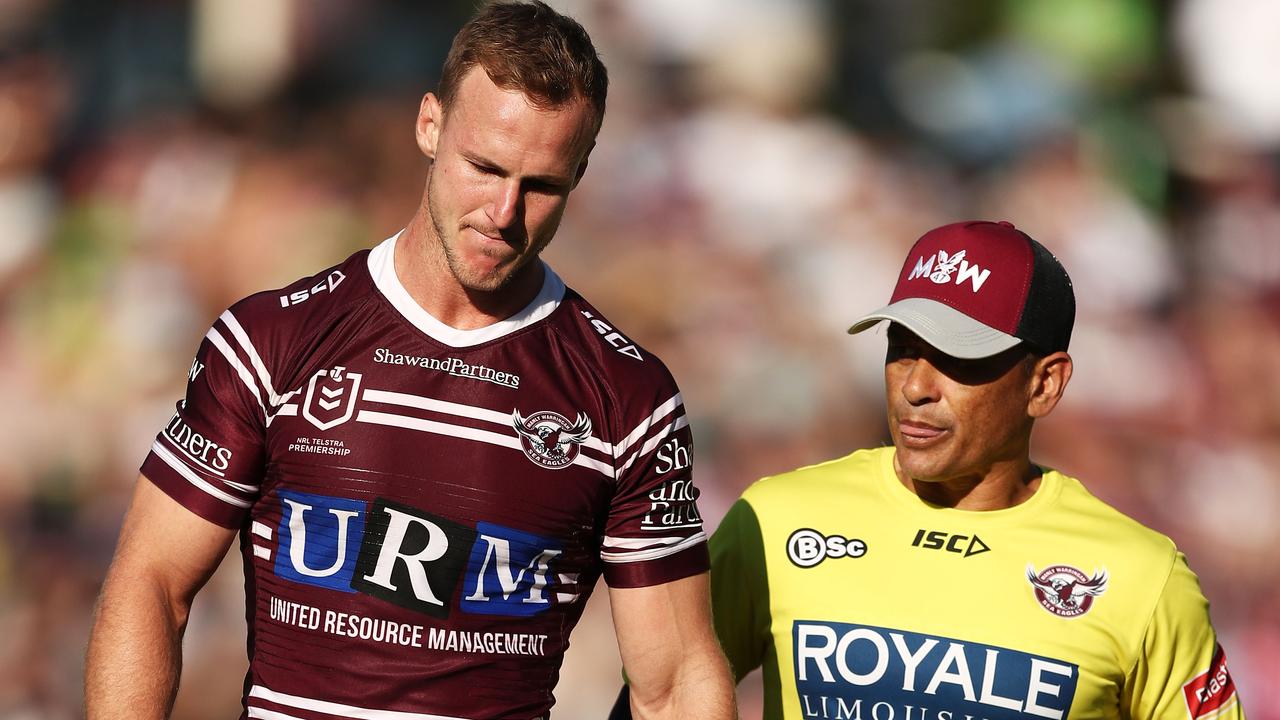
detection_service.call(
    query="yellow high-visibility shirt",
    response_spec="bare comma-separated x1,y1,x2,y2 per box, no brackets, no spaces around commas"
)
711,446,1245,720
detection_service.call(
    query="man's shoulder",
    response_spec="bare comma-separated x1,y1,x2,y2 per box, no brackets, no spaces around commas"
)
742,447,887,509
224,247,375,337
1046,468,1179,558
550,288,680,390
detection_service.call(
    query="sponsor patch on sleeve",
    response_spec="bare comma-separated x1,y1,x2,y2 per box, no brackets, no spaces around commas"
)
1182,643,1237,719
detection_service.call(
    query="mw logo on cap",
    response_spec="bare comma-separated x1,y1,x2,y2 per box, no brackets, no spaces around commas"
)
907,249,991,293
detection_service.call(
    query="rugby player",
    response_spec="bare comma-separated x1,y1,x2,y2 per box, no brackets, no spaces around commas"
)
613,220,1244,719
84,3,735,718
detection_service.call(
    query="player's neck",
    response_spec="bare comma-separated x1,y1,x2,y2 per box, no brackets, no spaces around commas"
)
897,455,1042,511
395,215,546,330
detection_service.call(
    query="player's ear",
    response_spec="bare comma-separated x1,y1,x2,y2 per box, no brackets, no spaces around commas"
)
416,92,443,160
1027,352,1072,419
570,140,595,190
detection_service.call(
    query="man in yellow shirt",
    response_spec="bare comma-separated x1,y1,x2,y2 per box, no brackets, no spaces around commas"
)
613,220,1244,719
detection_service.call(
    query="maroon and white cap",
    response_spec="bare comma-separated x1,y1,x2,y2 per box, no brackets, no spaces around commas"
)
848,220,1075,359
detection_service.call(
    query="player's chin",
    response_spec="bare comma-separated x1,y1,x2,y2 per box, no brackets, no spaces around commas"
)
893,446,952,483
459,261,522,293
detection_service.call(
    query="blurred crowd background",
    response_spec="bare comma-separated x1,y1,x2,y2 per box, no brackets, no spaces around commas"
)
1,0,1278,717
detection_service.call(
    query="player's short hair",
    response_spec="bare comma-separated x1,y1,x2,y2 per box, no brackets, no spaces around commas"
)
439,1,608,133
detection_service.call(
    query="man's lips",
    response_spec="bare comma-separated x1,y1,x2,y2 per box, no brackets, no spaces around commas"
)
898,420,946,444
465,226,528,255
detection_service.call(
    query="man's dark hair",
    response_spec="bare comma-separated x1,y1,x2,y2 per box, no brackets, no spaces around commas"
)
439,1,608,132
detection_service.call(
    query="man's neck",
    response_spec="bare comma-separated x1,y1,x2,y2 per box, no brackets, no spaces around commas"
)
895,455,1043,511
395,213,545,330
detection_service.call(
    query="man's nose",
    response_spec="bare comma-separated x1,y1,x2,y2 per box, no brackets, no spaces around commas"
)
489,180,521,229
901,358,942,406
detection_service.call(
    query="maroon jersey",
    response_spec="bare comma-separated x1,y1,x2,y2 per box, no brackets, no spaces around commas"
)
141,234,708,719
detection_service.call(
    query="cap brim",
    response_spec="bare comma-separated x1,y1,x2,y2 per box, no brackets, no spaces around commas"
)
847,297,1022,359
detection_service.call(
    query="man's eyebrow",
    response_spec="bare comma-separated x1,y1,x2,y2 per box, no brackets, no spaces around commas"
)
460,150,573,187
460,150,504,173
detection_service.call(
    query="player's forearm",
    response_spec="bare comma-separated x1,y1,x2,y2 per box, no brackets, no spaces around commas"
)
85,570,188,720
629,645,737,720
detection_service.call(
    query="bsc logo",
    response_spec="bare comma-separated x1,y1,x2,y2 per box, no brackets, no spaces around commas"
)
274,490,563,618
787,528,867,568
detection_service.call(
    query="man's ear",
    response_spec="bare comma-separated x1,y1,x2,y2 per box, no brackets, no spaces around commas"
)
416,92,443,160
1027,352,1072,419
570,140,596,190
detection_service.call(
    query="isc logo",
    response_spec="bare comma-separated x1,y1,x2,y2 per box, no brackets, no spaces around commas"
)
580,310,643,361
273,490,563,618
278,269,346,307
911,528,991,558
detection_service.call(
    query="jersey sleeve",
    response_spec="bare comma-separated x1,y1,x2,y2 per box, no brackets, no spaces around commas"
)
599,386,710,588
139,309,272,528
1123,552,1246,719
709,498,772,683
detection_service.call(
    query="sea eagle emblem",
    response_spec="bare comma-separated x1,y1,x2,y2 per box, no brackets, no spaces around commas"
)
513,409,593,470
929,249,966,284
1027,564,1108,617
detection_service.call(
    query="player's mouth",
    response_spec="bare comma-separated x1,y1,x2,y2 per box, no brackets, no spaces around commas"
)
466,225,526,251
897,419,947,447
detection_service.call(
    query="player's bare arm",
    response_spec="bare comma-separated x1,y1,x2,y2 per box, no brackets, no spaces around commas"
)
610,573,736,720
85,475,237,719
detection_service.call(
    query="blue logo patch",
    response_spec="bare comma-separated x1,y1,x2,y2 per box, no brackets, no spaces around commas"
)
269,491,566,618
275,490,366,592
792,621,1078,719
460,522,562,616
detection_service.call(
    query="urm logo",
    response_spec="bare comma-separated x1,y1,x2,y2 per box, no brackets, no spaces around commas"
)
462,522,562,617
273,491,563,618
275,490,366,593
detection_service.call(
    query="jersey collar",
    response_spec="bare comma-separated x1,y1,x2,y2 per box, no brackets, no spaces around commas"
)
367,230,565,348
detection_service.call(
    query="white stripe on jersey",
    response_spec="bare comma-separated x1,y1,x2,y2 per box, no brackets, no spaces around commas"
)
158,433,228,478
364,389,512,427
617,414,690,478
249,684,473,720
602,535,689,550
614,393,682,458
600,532,707,564
220,310,289,407
354,410,616,479
206,327,267,419
268,404,298,427
247,707,307,720
363,389,614,456
151,441,252,508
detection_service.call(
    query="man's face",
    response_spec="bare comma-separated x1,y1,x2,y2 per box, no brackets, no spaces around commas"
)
418,67,596,292
884,324,1036,483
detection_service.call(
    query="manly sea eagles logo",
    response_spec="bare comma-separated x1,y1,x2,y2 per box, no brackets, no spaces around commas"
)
303,366,363,431
512,409,592,470
929,249,966,284
1027,564,1108,618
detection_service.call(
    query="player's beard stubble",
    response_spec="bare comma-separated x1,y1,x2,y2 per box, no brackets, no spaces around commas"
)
426,171,549,295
